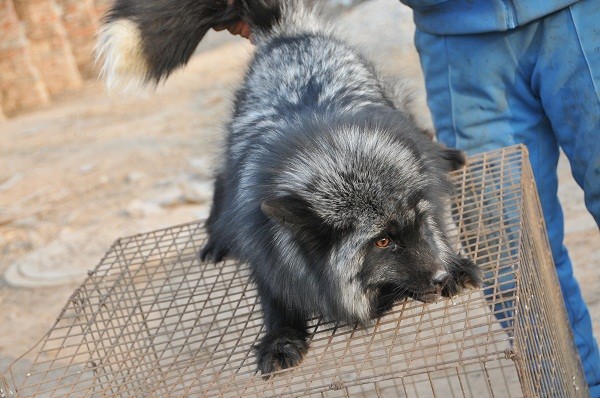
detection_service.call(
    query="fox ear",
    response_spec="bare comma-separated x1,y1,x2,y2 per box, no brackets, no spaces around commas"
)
261,196,312,225
441,147,467,171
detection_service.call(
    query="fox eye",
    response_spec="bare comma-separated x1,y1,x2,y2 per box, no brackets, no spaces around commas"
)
374,238,391,248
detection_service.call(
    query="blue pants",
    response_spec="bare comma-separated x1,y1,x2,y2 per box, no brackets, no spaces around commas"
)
414,1,600,395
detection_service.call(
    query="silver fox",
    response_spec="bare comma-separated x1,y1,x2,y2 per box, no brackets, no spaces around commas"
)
97,0,482,376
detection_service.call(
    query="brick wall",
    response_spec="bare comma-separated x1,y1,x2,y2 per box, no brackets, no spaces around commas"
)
13,0,83,95
93,0,111,18
56,0,99,78
0,0,50,116
1,91,5,120
0,0,109,117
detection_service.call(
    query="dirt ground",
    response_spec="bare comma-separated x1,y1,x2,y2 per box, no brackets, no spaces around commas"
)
1,0,598,378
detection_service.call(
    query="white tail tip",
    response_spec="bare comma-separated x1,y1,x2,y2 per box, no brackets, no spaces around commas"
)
95,19,153,92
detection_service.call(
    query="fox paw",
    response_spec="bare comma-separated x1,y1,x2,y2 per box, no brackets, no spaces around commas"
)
255,327,309,378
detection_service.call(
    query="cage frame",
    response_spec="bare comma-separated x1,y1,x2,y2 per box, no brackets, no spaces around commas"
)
0,145,588,398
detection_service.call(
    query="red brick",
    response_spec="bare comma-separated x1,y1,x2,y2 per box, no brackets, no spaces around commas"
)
55,0,99,78
93,0,111,19
0,93,5,120
0,0,50,116
13,0,83,96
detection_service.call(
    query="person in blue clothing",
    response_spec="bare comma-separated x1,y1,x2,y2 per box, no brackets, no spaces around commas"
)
214,0,600,394
399,0,600,395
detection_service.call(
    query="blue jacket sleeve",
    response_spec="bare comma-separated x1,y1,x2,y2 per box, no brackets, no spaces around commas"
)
400,0,581,34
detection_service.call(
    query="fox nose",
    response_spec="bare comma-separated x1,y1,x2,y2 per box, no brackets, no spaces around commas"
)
432,270,450,288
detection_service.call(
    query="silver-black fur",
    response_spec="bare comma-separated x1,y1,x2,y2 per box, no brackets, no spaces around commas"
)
98,0,482,376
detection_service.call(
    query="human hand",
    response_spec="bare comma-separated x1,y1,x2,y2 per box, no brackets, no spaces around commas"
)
213,0,251,39
213,19,251,39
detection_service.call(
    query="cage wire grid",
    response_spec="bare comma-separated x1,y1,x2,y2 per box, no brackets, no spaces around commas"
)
0,145,588,398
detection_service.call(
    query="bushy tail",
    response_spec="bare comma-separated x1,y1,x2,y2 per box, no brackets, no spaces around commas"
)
96,0,291,89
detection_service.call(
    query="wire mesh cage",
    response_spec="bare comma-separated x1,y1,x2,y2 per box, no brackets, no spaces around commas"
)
1,145,588,398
